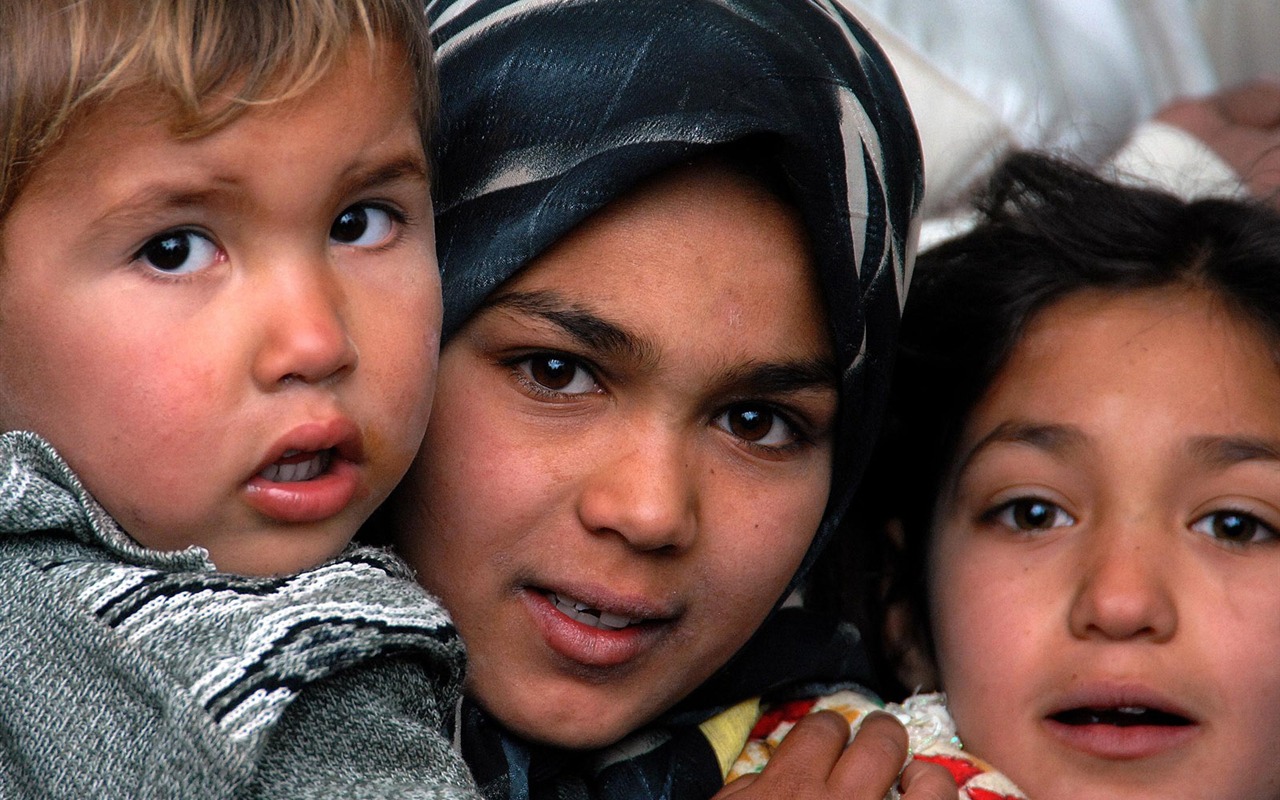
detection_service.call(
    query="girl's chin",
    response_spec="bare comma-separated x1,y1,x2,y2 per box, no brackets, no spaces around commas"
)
475,686,661,750
503,713,637,750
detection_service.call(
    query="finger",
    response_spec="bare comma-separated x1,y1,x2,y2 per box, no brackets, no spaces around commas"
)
753,710,850,784
828,711,910,799
711,773,758,799
1218,79,1280,128
898,758,960,800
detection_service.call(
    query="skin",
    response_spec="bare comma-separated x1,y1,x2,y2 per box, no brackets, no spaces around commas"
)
392,162,839,749
929,286,1280,799
1157,78,1280,203
716,711,958,800
0,43,440,575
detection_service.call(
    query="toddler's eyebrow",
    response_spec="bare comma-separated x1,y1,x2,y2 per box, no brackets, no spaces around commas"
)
1188,435,1280,469
339,155,430,195
91,154,428,228
91,184,224,228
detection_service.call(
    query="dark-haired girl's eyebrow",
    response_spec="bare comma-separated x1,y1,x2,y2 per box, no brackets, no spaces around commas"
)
715,359,838,396
483,289,836,397
483,289,658,367
1188,435,1280,469
955,420,1087,475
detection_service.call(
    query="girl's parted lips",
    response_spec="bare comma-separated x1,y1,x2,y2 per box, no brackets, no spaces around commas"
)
1049,706,1193,727
531,583,680,632
545,591,646,630
1045,685,1197,728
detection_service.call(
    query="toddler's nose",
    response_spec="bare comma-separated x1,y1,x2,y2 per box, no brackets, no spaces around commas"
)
253,263,358,388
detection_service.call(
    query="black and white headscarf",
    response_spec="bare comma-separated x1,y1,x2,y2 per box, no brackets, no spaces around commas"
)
427,1,923,797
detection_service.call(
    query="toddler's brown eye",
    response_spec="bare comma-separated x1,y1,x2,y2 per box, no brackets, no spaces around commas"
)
332,207,369,241
135,229,220,275
331,203,395,247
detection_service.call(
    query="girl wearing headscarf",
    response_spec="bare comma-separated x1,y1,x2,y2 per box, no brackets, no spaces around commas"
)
383,0,944,797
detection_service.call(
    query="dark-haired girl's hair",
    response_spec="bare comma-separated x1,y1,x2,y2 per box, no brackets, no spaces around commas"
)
808,151,1280,699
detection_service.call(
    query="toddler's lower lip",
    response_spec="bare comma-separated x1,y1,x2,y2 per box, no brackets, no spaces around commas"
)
244,456,361,523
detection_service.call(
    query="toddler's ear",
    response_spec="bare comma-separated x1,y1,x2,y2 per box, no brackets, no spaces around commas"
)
881,518,939,693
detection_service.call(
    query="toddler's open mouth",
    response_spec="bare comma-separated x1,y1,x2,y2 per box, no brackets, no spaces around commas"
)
257,449,333,483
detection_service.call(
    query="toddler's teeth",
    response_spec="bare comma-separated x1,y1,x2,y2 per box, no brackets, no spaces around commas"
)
257,450,331,483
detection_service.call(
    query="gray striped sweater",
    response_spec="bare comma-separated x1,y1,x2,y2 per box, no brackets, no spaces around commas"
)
0,431,479,798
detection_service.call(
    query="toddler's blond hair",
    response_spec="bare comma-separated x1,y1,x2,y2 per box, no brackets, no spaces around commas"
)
0,0,435,220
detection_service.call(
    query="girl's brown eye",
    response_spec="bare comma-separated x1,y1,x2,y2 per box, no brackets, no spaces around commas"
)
986,498,1074,532
516,354,599,395
1191,510,1277,544
715,404,797,449
1212,513,1258,542
726,407,775,442
1011,500,1058,530
528,355,576,390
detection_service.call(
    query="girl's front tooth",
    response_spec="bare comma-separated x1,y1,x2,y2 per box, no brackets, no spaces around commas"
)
598,611,630,629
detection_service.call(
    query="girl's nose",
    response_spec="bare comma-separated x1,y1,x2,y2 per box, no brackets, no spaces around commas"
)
575,425,698,552
1067,520,1178,643
252,261,358,389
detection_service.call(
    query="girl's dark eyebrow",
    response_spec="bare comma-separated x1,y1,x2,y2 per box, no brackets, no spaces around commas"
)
717,360,838,396
1188,435,1280,469
956,420,1086,475
483,290,657,366
482,290,835,393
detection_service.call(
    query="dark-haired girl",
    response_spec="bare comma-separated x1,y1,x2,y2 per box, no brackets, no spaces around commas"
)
815,152,1280,799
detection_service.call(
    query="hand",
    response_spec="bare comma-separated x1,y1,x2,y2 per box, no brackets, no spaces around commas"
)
714,710,957,800
1156,78,1280,202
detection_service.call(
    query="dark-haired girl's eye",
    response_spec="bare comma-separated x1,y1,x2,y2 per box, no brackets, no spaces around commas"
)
986,497,1074,532
714,404,796,448
515,353,599,396
1191,509,1278,544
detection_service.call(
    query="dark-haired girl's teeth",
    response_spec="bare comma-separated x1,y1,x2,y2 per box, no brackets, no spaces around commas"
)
258,450,331,482
548,592,638,630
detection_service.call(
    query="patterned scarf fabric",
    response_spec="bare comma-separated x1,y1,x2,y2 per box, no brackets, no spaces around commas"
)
426,1,924,797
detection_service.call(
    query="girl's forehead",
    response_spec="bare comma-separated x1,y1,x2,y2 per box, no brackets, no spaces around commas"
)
958,286,1280,471
494,161,832,363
